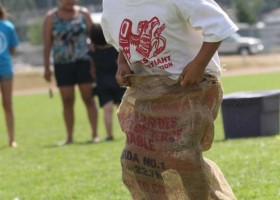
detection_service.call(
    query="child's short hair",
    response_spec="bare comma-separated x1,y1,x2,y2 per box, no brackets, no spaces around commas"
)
90,23,108,46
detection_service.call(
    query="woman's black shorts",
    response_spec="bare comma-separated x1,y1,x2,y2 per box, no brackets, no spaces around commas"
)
54,60,93,87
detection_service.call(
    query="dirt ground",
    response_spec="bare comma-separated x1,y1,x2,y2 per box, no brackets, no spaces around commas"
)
220,53,280,69
14,69,46,90
219,53,280,76
12,53,280,94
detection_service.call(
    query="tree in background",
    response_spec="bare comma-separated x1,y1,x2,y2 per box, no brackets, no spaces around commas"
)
0,0,36,12
215,0,233,7
0,0,102,43
216,0,280,24
235,0,265,24
262,0,280,13
2,0,279,42
0,0,102,12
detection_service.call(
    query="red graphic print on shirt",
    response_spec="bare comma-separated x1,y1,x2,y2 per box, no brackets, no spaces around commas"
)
119,17,167,63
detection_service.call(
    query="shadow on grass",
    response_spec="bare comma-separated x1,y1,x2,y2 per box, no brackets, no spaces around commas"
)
0,146,9,150
214,138,227,143
0,145,19,150
216,134,280,143
75,138,123,145
43,138,122,148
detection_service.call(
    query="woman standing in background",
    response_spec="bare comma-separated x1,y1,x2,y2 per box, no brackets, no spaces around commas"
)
0,4,19,148
43,0,99,144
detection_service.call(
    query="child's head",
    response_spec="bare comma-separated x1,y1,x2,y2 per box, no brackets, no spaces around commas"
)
90,23,108,46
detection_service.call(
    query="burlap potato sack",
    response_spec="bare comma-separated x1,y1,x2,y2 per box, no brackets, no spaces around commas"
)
118,74,236,200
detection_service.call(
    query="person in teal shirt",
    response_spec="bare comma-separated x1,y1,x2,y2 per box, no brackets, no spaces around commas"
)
0,4,19,147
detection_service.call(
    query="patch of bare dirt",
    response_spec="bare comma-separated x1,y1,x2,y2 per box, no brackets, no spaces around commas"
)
220,53,280,76
12,53,280,95
13,68,54,96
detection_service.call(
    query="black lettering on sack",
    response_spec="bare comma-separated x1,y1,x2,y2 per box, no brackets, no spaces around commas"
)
121,150,140,163
134,166,153,177
143,157,166,169
133,166,162,179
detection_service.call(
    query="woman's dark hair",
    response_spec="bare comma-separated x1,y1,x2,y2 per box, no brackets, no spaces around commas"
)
0,4,7,19
90,23,108,46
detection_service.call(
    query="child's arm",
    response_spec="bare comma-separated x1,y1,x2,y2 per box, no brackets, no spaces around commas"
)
116,50,132,87
180,41,221,87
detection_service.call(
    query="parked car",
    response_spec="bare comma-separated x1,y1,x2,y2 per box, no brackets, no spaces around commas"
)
218,33,264,55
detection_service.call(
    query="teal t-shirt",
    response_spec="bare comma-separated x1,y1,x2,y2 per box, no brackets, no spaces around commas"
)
0,20,19,76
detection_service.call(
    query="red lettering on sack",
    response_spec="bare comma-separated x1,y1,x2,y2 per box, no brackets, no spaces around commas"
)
127,132,156,151
133,123,183,143
135,113,177,130
124,179,166,194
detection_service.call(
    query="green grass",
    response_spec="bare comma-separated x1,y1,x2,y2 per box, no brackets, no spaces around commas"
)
1,72,280,200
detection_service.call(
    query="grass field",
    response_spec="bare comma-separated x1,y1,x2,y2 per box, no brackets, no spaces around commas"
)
1,71,280,200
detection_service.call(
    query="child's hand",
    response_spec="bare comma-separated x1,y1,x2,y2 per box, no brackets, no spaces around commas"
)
180,60,205,88
116,64,132,87
180,41,221,87
116,51,132,87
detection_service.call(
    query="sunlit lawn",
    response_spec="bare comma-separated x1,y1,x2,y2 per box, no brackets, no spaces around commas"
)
0,72,280,200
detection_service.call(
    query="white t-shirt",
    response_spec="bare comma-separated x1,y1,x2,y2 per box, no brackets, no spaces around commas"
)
101,0,238,79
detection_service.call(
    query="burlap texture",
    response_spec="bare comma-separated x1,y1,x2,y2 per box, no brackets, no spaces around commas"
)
118,74,236,200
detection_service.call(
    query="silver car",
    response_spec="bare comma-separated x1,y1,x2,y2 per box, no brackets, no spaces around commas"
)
219,33,264,55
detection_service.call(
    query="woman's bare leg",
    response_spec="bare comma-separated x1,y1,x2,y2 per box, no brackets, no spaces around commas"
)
78,83,98,141
59,86,75,143
0,80,16,147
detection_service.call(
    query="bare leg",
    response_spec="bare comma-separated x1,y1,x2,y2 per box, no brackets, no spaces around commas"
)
59,86,75,143
103,101,114,140
78,83,98,141
0,80,16,147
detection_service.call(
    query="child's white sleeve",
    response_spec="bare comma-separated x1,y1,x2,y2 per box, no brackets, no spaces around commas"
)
177,0,238,42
